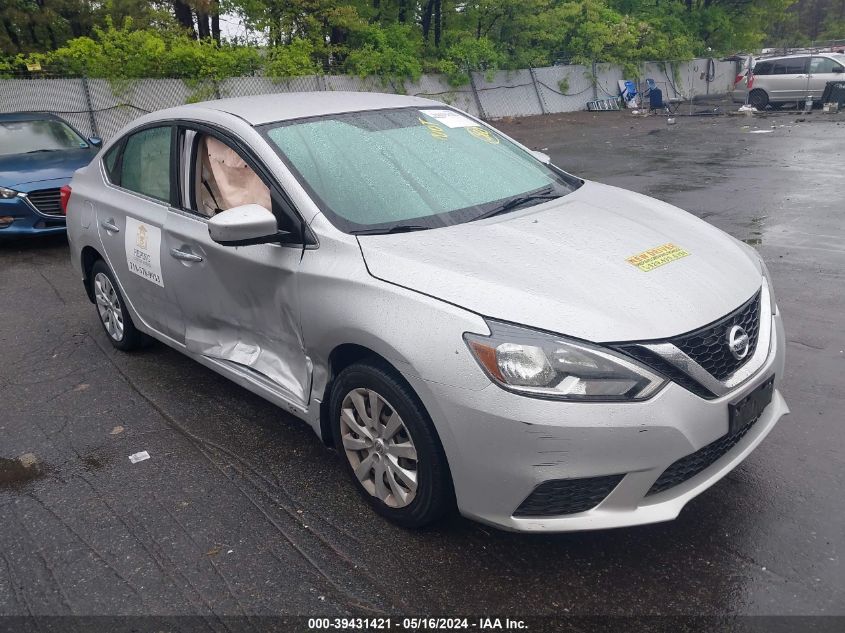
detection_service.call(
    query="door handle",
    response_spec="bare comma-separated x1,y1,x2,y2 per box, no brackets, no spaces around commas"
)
170,248,203,263
100,219,120,233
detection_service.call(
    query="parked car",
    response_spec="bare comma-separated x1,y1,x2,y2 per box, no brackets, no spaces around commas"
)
0,112,100,238
731,53,845,107
65,93,788,532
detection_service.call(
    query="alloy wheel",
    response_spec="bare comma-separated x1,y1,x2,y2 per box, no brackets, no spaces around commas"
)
339,387,419,508
94,272,124,341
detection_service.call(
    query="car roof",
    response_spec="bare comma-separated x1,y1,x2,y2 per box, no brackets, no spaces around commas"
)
757,52,841,62
0,111,65,123
177,91,444,126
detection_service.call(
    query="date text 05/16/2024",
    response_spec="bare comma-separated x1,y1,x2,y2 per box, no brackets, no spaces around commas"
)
307,618,528,630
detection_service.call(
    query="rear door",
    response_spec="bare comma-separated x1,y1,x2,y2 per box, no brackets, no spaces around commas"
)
161,123,312,406
767,57,810,102
96,125,182,339
808,56,845,100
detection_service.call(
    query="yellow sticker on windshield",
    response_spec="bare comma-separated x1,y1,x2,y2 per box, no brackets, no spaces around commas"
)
419,117,448,140
466,126,500,144
626,243,690,272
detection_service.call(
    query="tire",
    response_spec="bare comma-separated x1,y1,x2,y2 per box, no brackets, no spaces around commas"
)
90,260,148,351
748,89,769,109
329,359,455,528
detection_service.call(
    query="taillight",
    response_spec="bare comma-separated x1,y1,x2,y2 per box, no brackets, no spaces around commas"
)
59,184,72,215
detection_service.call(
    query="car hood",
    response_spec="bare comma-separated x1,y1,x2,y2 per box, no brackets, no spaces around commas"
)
0,148,95,188
357,181,762,342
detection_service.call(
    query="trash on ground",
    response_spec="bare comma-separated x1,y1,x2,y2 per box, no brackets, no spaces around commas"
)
111,425,125,435
129,451,150,464
0,454,43,487
749,129,773,134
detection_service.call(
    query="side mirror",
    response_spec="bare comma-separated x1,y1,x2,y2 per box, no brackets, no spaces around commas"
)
208,204,287,246
832,65,844,74
88,136,102,147
530,150,551,164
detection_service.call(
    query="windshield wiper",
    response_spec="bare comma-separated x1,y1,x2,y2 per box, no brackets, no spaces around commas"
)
472,187,560,222
24,149,59,154
351,224,431,236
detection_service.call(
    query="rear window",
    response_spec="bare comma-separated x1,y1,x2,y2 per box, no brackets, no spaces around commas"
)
118,127,172,202
0,119,88,156
103,141,122,183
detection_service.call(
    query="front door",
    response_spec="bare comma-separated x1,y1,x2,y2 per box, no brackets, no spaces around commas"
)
808,56,845,100
96,125,181,339
162,125,311,406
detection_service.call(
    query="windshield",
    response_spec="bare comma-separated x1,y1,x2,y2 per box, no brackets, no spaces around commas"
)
262,107,579,233
0,119,89,157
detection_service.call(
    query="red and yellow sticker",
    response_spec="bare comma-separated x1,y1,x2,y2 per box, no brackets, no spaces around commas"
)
626,243,690,272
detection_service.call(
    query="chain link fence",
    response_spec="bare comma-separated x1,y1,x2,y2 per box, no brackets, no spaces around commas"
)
0,58,737,140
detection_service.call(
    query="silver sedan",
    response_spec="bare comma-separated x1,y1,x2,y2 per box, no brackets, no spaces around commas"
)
65,92,788,531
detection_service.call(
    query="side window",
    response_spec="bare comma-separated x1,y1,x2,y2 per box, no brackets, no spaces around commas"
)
753,61,772,76
102,141,122,183
191,133,273,219
810,57,838,74
120,126,172,202
772,59,807,74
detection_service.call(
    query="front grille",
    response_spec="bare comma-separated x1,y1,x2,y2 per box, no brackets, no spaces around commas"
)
514,474,623,517
26,188,63,216
647,414,762,496
670,291,761,380
615,345,716,399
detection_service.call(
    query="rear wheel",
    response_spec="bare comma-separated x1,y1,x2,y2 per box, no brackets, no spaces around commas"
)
330,360,454,528
748,89,769,109
91,260,148,351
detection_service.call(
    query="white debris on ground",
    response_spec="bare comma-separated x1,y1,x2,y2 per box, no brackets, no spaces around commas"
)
129,451,150,464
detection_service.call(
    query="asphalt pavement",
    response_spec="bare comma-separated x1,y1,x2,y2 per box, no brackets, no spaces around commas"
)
1,109,843,622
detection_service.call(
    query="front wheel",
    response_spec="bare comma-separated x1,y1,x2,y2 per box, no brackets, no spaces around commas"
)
91,260,148,351
329,360,454,528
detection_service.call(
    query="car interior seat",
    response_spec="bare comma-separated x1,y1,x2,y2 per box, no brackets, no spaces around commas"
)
198,135,272,217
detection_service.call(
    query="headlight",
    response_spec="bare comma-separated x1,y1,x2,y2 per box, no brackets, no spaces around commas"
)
0,186,18,199
464,320,666,401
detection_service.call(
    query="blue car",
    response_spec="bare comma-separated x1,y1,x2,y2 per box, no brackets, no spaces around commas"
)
0,112,100,238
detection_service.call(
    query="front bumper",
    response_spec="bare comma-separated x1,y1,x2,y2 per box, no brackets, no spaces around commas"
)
410,310,787,532
0,185,67,238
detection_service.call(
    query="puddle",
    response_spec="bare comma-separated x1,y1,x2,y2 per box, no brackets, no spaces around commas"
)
0,455,45,488
742,215,767,246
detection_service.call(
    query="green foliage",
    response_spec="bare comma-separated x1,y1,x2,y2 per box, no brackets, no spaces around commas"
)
38,18,261,80
344,24,423,81
435,36,504,86
2,0,827,85
266,38,322,78
558,76,570,94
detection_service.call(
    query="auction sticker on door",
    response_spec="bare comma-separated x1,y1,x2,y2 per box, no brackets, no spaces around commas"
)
125,217,163,287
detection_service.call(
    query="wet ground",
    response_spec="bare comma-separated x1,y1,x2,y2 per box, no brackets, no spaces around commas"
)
1,109,843,621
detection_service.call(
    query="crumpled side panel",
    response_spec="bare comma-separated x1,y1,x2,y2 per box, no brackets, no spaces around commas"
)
185,329,307,401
